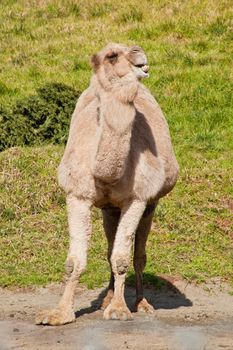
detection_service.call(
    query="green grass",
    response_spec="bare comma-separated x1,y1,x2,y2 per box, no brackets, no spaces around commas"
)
0,0,233,288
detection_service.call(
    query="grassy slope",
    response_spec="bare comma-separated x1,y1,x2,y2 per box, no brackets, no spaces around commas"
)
0,0,233,287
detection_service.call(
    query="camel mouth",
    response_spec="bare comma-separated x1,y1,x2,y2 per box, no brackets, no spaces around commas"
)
132,64,149,79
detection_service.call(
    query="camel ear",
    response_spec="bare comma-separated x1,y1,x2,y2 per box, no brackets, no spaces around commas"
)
91,54,100,72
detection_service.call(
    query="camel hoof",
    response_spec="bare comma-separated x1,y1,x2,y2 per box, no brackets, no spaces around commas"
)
103,302,132,321
101,290,114,310
136,298,154,314
35,308,75,326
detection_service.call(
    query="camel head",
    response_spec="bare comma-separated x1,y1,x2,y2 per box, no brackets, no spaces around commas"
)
91,43,149,85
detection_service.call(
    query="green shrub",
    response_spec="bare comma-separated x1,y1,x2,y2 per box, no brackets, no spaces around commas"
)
0,83,81,151
0,106,35,151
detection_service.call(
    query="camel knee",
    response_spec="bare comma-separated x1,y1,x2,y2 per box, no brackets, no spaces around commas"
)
65,256,86,278
111,256,129,275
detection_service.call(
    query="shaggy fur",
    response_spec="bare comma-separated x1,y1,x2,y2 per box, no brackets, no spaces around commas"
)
35,43,179,325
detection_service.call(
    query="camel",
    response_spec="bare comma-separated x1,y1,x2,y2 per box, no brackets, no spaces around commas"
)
35,43,179,325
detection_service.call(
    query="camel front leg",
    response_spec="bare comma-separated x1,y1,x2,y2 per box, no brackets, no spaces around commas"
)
35,195,92,325
103,200,146,321
134,202,157,313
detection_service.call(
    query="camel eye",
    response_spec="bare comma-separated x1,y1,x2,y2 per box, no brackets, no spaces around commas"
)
131,46,141,53
106,52,118,64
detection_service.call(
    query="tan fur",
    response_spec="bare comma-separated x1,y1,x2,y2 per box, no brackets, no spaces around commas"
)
35,43,179,325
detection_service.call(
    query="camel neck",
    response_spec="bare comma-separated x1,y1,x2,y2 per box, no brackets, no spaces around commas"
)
92,92,135,183
101,93,135,133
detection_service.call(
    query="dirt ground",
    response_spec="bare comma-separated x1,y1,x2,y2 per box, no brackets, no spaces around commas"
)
0,277,233,350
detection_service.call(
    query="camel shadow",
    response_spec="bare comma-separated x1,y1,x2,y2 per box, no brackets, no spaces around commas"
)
125,273,192,311
75,274,192,318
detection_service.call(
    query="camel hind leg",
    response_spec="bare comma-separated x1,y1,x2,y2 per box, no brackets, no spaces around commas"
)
101,207,121,310
35,195,92,326
134,202,157,313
